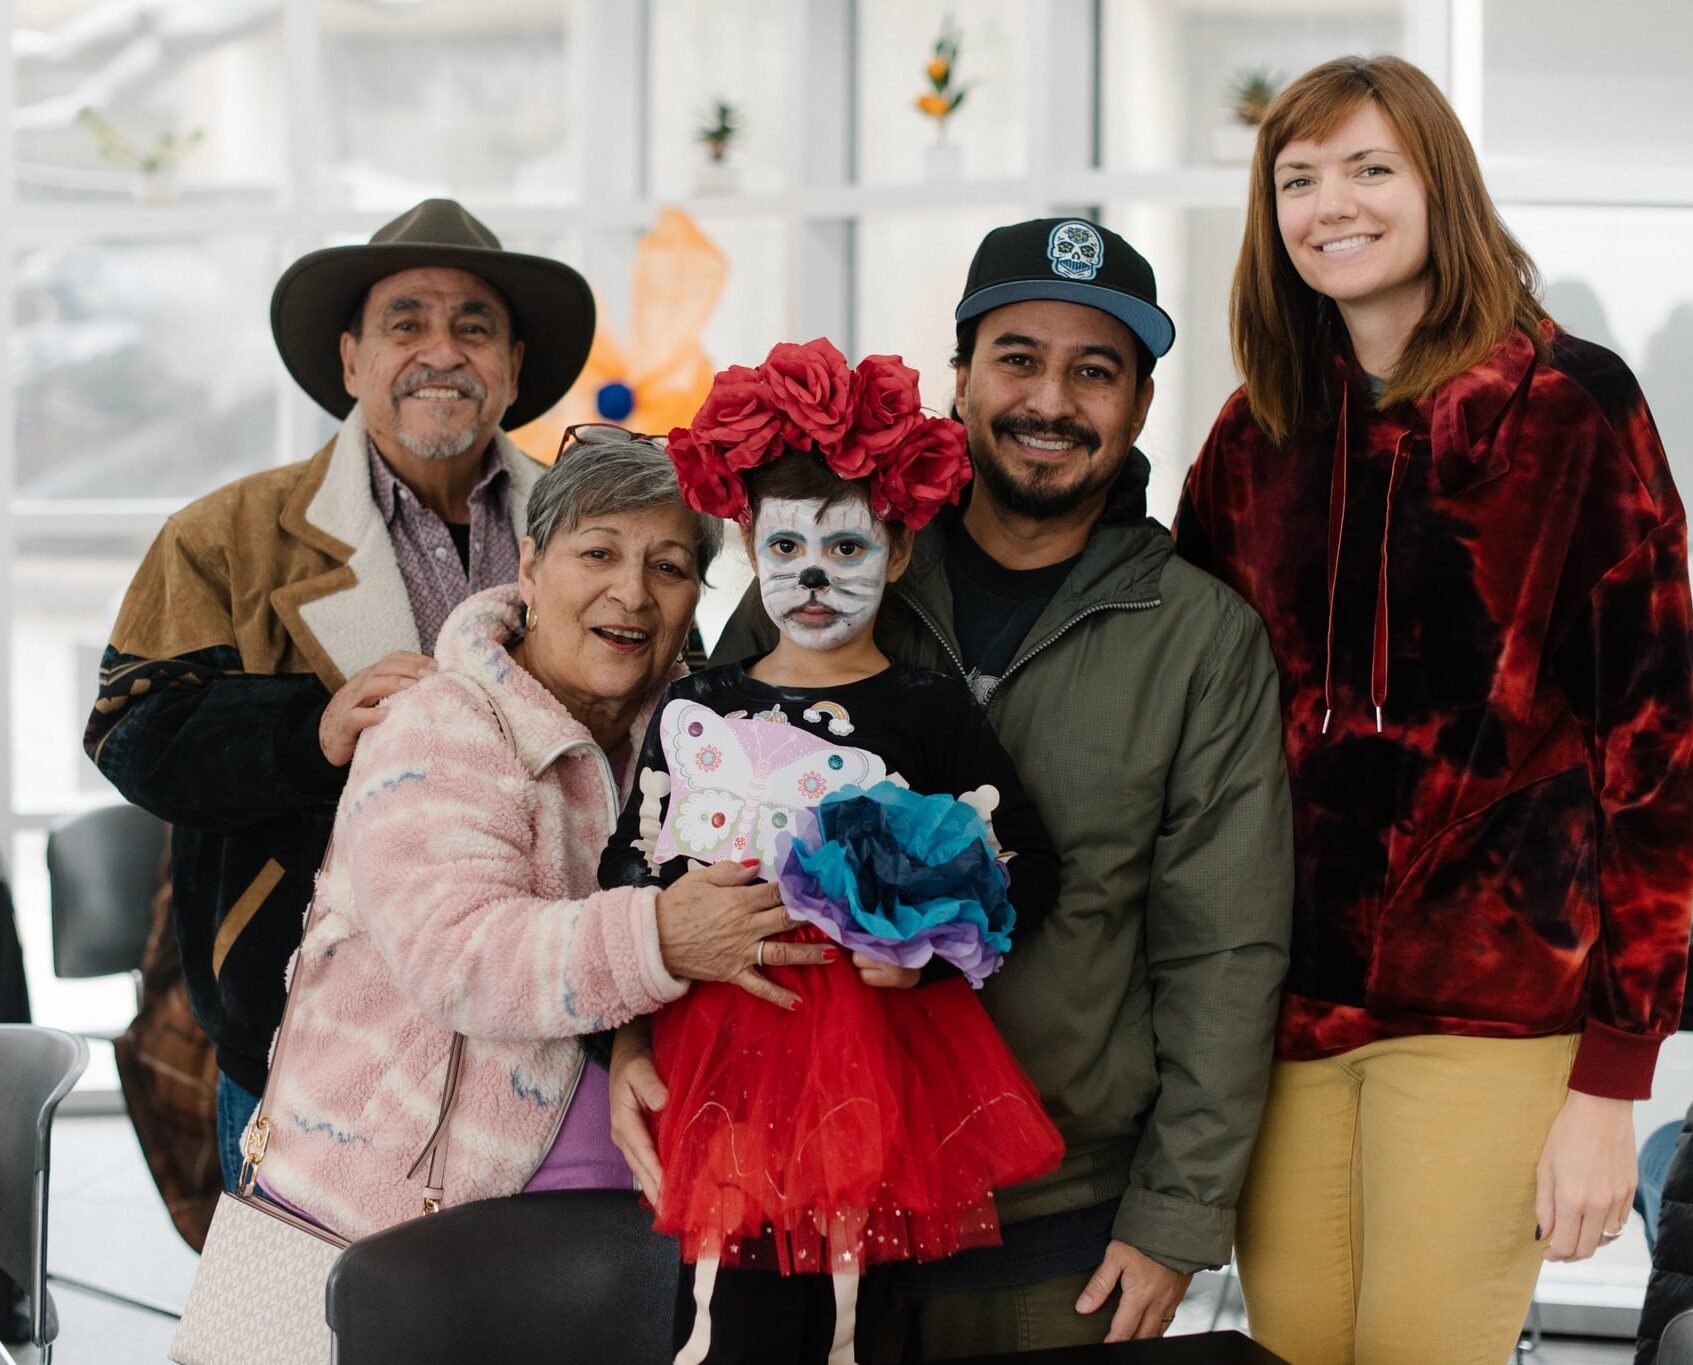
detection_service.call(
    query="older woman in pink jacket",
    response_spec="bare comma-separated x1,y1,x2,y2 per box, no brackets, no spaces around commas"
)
244,431,827,1238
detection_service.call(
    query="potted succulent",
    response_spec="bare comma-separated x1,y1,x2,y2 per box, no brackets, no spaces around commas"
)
694,98,740,196
915,15,971,179
77,106,204,203
1212,68,1281,163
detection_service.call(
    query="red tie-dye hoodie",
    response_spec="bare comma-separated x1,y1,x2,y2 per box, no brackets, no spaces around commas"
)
1175,325,1693,1099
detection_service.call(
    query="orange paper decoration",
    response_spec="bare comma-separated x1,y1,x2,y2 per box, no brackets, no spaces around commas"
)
510,208,729,463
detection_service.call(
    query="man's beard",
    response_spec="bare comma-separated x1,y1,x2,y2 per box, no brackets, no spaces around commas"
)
392,369,492,462
397,424,483,462
972,415,1115,519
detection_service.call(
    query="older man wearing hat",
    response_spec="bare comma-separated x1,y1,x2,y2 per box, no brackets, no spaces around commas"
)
696,218,1293,1354
85,199,594,1190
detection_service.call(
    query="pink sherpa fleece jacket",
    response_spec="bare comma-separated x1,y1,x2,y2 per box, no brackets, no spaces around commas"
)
254,584,687,1238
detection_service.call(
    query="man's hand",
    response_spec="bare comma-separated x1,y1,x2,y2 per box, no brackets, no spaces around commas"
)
610,1022,666,1198
1075,1239,1192,1342
1536,1090,1637,1262
319,651,436,766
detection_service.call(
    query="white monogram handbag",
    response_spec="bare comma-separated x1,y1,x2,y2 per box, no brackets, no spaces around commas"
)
167,1184,346,1365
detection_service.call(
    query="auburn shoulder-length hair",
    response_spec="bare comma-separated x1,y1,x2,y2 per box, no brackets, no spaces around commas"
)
1231,55,1549,444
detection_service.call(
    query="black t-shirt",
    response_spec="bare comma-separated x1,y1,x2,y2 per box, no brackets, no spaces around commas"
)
945,524,1079,705
446,521,471,573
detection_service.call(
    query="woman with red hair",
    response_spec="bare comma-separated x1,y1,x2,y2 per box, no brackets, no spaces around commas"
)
1177,55,1693,1364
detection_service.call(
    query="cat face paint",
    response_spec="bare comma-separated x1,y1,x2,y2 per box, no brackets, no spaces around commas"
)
754,496,891,652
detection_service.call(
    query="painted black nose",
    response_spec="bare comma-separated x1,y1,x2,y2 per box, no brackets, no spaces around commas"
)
797,567,830,590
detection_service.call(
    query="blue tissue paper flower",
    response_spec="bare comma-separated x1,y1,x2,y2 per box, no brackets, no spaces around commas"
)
777,780,1015,987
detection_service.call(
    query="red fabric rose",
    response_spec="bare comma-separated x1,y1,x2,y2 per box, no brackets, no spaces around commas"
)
833,354,923,480
761,338,853,451
667,426,748,521
690,364,787,471
870,416,972,530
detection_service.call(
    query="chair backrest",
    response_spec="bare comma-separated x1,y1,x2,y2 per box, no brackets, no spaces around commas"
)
1663,1307,1693,1365
326,1188,679,1365
46,802,168,979
0,1024,89,1348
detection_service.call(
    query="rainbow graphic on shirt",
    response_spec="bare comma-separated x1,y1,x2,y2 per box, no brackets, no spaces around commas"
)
802,701,855,737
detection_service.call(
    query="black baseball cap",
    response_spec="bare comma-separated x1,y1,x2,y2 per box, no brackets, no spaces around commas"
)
955,217,1175,363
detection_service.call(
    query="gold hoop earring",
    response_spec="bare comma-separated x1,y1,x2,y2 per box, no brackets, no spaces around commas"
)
524,603,538,633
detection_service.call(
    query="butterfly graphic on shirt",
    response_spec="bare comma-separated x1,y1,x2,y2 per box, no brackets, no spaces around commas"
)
652,699,887,877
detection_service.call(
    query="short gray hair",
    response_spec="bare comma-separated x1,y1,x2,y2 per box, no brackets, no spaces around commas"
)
525,436,722,581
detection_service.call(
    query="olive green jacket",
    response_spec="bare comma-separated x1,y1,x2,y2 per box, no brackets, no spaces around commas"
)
713,454,1292,1271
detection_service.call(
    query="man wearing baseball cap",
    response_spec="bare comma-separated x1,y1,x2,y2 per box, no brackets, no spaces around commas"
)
698,217,1292,1353
86,199,594,1190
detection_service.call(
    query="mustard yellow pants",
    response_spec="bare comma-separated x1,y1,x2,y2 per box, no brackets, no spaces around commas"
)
1236,1032,1577,1365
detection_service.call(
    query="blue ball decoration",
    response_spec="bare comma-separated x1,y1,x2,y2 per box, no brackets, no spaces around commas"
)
596,381,636,421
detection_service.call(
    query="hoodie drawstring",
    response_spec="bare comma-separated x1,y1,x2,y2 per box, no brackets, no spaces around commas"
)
1322,386,1411,736
1320,389,1349,735
1371,435,1412,731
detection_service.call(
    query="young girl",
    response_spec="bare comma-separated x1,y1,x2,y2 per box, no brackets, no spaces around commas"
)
600,339,1064,1365
1175,56,1693,1365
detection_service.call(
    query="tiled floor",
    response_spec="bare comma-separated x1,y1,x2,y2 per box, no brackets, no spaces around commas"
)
5,1113,1644,1364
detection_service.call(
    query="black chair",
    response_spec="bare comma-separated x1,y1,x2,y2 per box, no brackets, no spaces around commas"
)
1663,1307,1693,1365
945,1331,1288,1363
326,1188,679,1365
0,1024,89,1365
46,803,168,1014
39,805,187,1324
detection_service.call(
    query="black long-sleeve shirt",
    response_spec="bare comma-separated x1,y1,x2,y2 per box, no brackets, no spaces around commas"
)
599,661,1058,940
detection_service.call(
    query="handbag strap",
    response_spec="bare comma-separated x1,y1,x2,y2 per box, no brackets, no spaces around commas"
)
241,668,516,1217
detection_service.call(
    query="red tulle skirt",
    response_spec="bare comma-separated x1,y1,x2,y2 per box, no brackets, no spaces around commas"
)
651,926,1065,1275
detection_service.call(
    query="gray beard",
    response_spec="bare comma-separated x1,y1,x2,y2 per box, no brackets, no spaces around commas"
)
396,424,483,462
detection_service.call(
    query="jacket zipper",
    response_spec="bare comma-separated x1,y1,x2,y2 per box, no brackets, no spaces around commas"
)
992,600,1161,696
895,591,970,679
517,1050,589,1188
897,591,1161,698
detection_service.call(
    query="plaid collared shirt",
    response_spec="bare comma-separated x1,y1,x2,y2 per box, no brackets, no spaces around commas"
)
367,438,520,655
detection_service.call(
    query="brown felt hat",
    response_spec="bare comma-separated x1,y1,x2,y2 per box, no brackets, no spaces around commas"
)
270,198,595,429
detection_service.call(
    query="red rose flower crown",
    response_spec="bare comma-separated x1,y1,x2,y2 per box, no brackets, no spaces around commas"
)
666,338,972,531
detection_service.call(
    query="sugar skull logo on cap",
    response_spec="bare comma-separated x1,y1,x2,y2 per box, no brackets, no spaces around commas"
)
1047,220,1104,281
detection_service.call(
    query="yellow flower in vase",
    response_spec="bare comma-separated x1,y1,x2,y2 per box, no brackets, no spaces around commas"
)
914,13,971,140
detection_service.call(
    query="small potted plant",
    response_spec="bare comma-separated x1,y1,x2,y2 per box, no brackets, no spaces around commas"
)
694,98,740,196
77,106,204,203
914,14,971,179
1213,68,1281,163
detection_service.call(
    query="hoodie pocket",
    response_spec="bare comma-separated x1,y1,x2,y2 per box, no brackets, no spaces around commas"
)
1365,767,1598,1028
